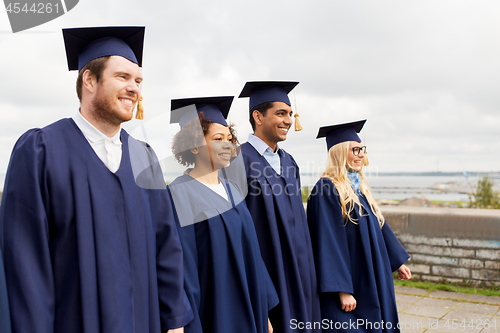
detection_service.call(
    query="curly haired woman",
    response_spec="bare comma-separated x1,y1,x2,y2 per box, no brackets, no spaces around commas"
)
168,97,277,333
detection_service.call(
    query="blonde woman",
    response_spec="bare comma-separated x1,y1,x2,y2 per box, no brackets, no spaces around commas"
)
307,120,411,333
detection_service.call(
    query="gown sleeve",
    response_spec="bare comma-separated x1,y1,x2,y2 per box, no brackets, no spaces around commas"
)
0,129,55,332
179,223,203,332
228,180,279,312
381,222,410,272
265,262,279,310
307,178,354,295
156,188,193,331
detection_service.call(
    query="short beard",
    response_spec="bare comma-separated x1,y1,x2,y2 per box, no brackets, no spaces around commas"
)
91,85,134,127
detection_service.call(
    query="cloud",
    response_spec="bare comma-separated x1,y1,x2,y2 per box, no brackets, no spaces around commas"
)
1,0,499,179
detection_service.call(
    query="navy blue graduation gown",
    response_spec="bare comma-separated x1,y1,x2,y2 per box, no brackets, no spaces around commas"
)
241,143,321,333
168,174,278,333
0,119,192,333
307,178,410,332
0,249,11,333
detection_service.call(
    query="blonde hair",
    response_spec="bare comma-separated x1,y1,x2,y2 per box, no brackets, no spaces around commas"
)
321,141,385,227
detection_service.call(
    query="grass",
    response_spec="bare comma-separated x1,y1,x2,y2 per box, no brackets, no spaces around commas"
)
430,200,468,205
394,277,500,297
429,200,469,208
302,186,311,203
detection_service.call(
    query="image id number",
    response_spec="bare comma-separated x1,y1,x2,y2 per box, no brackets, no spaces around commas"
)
443,318,496,330
6,2,60,14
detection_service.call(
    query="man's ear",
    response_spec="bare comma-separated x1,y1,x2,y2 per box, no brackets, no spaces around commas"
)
190,147,199,155
82,70,97,94
252,110,263,127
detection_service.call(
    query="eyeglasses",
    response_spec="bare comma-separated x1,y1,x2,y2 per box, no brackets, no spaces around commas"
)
351,146,367,155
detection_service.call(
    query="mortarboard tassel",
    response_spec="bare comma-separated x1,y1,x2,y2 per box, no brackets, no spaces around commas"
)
136,96,144,120
293,94,303,131
294,113,303,131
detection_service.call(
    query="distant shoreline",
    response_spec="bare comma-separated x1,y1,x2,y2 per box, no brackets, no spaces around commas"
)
299,171,500,178
370,171,500,177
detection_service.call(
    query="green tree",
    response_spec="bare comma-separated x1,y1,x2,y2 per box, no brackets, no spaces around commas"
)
469,175,500,209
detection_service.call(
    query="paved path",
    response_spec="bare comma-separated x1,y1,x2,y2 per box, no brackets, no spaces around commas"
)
396,286,500,333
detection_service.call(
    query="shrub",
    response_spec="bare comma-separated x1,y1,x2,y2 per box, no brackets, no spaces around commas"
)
469,175,500,209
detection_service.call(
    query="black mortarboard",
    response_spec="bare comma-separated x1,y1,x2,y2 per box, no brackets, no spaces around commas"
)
170,96,234,128
317,119,367,150
238,81,299,112
63,26,145,71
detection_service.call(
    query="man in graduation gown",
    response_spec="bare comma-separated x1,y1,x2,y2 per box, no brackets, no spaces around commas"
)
0,27,192,333
238,82,321,332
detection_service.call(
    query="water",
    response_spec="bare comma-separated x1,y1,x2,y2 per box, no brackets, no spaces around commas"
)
302,174,500,202
364,175,476,202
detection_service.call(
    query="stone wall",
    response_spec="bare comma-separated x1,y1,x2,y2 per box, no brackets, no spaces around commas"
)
381,206,500,285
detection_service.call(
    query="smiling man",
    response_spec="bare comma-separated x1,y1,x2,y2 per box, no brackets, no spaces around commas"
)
0,27,192,333
239,81,321,333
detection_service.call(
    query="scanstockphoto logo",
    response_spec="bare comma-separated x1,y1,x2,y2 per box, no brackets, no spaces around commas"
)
4,0,78,33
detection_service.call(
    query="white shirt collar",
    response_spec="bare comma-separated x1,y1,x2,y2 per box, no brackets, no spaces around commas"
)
72,111,121,144
247,134,280,156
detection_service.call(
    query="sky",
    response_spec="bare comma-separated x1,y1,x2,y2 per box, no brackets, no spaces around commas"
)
1,0,499,185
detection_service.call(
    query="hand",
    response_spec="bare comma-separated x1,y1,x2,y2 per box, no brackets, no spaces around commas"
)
397,264,412,280
167,327,184,333
339,292,356,312
268,317,273,333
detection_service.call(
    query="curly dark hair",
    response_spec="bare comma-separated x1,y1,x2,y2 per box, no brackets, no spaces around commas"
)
172,113,239,166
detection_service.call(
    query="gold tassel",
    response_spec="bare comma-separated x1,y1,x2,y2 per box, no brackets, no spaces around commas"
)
293,94,303,131
136,96,144,120
294,113,303,131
